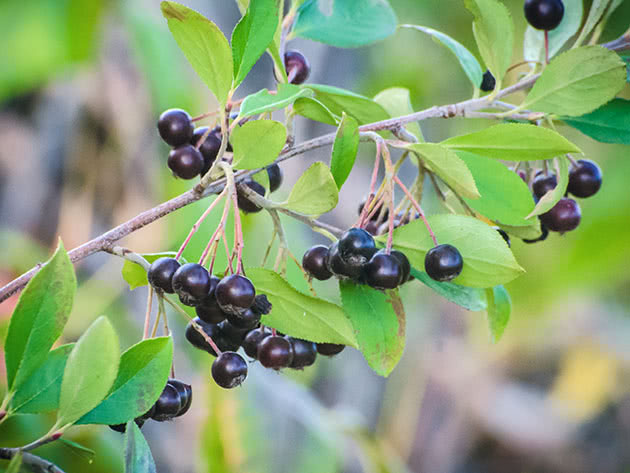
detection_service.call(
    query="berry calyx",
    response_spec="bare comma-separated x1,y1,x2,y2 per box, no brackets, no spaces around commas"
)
539,197,581,232
215,274,256,315
191,127,221,175
158,109,194,147
242,327,271,359
168,145,204,180
567,159,602,198
480,70,496,92
267,163,283,193
147,257,180,293
532,172,557,200
152,384,182,421
338,228,376,265
257,335,293,369
363,250,403,290
424,244,464,282
237,179,266,214
316,343,345,356
302,245,333,281
326,242,363,279
172,263,212,306
217,320,250,346
284,50,310,85
212,352,248,389
287,337,317,369
524,0,564,31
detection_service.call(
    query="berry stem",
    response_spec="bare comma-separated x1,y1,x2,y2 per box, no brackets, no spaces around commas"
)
261,229,277,267
545,30,550,65
159,295,170,337
150,303,163,338
220,162,245,275
191,110,219,122
393,175,438,246
143,286,154,340
222,232,234,274
358,143,384,228
199,189,231,267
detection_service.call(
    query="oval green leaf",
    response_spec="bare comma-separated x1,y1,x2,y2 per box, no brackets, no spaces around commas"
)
239,84,313,118
285,162,339,216
374,87,423,141
526,156,569,218
231,120,287,170
563,98,630,145
330,113,359,189
409,267,487,312
486,285,511,343
305,84,390,125
292,97,340,126
125,421,157,473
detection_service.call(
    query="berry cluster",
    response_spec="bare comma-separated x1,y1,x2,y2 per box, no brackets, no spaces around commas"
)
109,378,192,433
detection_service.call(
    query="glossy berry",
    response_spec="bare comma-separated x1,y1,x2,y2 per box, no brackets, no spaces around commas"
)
217,320,250,346
226,308,261,330
152,384,182,421
147,257,180,293
257,335,293,369
326,242,362,279
316,343,345,356
524,0,564,31
425,244,463,282
391,250,411,283
158,109,194,147
523,223,549,243
242,327,271,359
210,126,233,152
338,228,376,264
185,317,239,355
216,274,256,315
237,179,266,213
212,352,248,389
494,227,511,247
267,163,283,193
284,50,310,85
539,197,581,232
168,145,204,180
364,250,403,290
567,159,602,198
303,245,333,281
532,172,557,200
191,127,222,175
287,337,317,369
168,379,193,417
172,263,211,306
480,70,496,92
195,276,226,324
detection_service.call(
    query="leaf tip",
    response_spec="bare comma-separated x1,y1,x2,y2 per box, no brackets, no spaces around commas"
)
161,1,186,21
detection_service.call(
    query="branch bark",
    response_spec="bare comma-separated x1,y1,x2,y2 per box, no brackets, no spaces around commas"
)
0,449,66,473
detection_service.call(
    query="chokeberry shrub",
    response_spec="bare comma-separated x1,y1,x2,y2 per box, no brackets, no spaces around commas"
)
0,0,628,470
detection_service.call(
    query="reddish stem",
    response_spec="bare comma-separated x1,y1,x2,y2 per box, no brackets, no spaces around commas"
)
386,186,395,253
191,110,219,122
545,30,550,64
357,143,383,228
222,232,234,274
230,186,245,274
393,175,438,246
199,194,231,266
190,319,222,355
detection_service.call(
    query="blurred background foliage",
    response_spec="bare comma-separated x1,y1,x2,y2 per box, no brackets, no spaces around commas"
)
1,0,630,472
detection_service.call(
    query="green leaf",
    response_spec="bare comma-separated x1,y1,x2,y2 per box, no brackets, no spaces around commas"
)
498,220,543,240
59,439,96,463
305,84,389,125
77,337,173,425
292,0,397,48
247,268,357,347
441,123,581,161
330,113,359,189
563,98,630,144
292,97,340,125
405,143,480,199
465,0,514,81
285,162,339,216
161,1,233,106
125,421,157,473
522,46,626,117
239,84,313,118
231,0,279,86
526,156,569,218
573,0,612,47
122,252,180,291
523,0,583,63
400,25,483,89
373,87,423,141
339,282,404,377
5,240,76,392
485,285,511,343
57,316,120,427
457,151,535,226
9,344,73,414
231,120,287,170
6,452,22,473
377,216,525,288
409,267,487,311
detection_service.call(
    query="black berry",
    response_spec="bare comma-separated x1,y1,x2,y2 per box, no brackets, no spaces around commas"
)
226,308,261,330
287,337,317,369
217,320,250,346
147,257,180,293
267,163,283,193
391,250,411,283
185,318,239,356
158,109,194,147
326,242,362,279
364,250,403,290
237,179,266,214
210,125,233,152
480,70,496,92
524,0,564,31
532,172,557,200
338,228,376,265
152,384,182,421
567,159,602,198
212,352,248,389
168,379,192,417
257,335,293,369
172,263,212,306
242,327,271,359
316,343,345,356
284,50,310,85
302,245,333,281
191,127,221,175
539,197,581,232
424,244,464,282
215,275,256,315
195,276,226,324
168,145,204,180
523,223,549,243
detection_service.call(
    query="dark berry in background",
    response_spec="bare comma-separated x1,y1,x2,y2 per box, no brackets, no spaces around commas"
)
168,145,204,180
480,70,496,92
316,343,345,357
168,379,193,417
191,127,222,175
267,163,283,193
158,109,194,147
425,244,464,282
195,276,227,324
212,352,248,389
152,384,182,422
226,308,261,330
532,172,557,200
185,318,239,356
287,337,317,369
303,245,333,281
242,327,271,359
567,159,602,198
284,50,311,85
539,197,581,232
147,257,180,293
524,0,565,31
237,179,266,214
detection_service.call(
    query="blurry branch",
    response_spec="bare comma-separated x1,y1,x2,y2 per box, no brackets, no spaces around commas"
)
0,449,65,473
601,28,630,52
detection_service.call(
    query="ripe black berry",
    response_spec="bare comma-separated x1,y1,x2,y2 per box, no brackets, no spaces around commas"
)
237,179,266,213
147,257,180,293
326,242,362,279
172,263,212,306
532,172,557,200
284,50,310,85
168,379,192,417
168,145,204,180
217,320,250,346
338,228,376,265
523,223,549,243
185,318,239,355
524,0,564,31
257,335,293,369
226,308,261,330
316,343,345,356
158,109,194,147
539,197,581,232
287,337,317,369
480,70,496,92
210,125,233,152
152,384,182,421
425,244,464,282
302,245,333,281
191,127,222,175
242,327,271,359
215,274,256,315
567,159,602,198
364,250,403,290
267,163,283,193
212,352,248,389
195,276,226,324
391,250,411,283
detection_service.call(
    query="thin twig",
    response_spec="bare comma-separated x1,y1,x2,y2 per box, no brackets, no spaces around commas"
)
0,449,66,473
